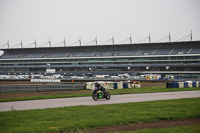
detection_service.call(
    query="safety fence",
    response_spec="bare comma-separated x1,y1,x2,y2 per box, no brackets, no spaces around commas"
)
0,83,86,93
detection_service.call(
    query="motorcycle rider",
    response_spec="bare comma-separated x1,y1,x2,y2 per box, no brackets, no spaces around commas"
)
94,82,106,94
92,82,111,100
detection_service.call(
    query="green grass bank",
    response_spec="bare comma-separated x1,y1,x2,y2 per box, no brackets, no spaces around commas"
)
0,98,200,133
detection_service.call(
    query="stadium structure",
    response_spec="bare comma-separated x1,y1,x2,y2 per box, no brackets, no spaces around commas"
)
0,34,200,80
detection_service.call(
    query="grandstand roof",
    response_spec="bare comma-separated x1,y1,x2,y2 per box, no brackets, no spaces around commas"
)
0,41,199,50
0,41,200,59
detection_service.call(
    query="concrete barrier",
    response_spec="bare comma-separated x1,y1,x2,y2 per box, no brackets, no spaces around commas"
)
178,82,184,88
117,81,123,89
187,81,193,88
106,81,114,89
86,82,95,90
128,82,132,88
167,81,200,88
197,81,199,87
192,81,196,87
123,83,128,89
86,81,141,90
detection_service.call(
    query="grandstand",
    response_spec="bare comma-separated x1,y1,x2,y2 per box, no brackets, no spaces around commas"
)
0,40,200,79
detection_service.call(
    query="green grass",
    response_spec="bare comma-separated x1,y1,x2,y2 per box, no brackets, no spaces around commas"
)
0,98,200,133
117,125,200,133
0,86,200,102
0,93,91,102
110,86,200,95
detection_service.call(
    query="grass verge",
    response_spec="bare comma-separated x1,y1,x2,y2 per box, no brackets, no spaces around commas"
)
0,98,200,133
0,86,200,102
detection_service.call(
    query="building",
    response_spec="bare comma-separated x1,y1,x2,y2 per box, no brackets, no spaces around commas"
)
0,41,200,79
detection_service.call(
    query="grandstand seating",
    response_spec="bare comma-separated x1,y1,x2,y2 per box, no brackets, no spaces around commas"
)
136,49,155,56
106,50,122,56
80,51,93,57
0,41,200,59
1,54,19,59
29,53,43,58
154,48,172,55
170,47,191,55
122,49,138,56
54,53,67,58
190,47,200,54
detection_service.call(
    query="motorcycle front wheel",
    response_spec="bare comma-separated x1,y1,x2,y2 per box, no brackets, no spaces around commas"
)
92,93,98,100
105,92,111,100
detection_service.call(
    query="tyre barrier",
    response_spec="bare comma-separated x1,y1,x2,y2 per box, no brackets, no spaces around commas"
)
166,81,200,88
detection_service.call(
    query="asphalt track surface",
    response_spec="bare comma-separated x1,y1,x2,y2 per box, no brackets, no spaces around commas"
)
0,91,200,112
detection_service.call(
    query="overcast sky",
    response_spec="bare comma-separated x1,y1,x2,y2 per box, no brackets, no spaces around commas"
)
0,0,200,48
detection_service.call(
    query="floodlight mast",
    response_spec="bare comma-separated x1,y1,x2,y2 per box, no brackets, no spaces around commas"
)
95,36,97,45
130,34,132,44
49,38,51,47
7,40,9,49
112,35,114,44
35,39,37,48
149,33,151,43
79,37,81,46
21,39,23,48
64,38,66,47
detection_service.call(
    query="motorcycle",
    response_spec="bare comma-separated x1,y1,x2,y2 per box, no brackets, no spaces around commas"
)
92,83,111,100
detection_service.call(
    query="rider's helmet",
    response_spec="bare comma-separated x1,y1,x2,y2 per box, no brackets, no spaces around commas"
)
95,82,100,88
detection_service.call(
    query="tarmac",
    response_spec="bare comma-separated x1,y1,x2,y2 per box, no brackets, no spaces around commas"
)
0,90,200,112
